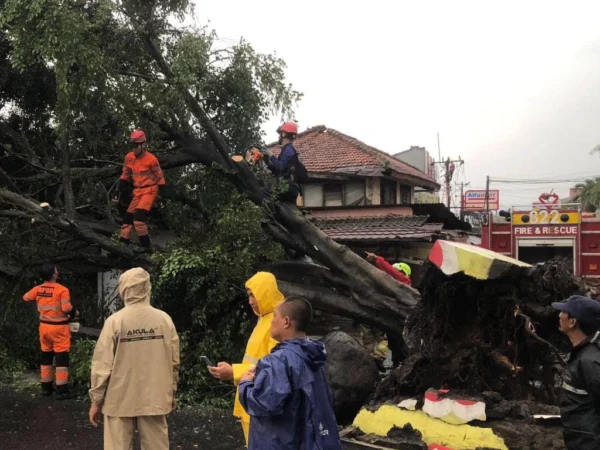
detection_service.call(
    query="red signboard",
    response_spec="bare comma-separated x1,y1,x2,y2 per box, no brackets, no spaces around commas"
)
464,190,500,211
514,225,579,236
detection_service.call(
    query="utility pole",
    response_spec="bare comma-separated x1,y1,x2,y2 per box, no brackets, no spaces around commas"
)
485,175,490,212
459,181,470,220
431,157,464,209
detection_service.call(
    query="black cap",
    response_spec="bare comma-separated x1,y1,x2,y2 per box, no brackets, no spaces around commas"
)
552,295,600,326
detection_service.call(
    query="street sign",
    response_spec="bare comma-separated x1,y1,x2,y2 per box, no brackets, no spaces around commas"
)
464,190,500,211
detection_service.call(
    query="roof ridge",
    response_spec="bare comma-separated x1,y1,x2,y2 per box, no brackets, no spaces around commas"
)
324,128,434,180
266,125,327,147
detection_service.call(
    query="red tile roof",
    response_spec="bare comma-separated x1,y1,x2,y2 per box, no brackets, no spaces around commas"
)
310,214,444,242
269,126,439,189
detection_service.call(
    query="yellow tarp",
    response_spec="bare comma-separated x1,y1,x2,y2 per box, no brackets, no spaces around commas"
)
353,405,508,450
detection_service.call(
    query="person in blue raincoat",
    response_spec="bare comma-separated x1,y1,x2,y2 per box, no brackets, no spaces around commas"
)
239,296,341,450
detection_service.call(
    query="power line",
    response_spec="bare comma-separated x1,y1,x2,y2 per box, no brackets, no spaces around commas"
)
491,177,594,182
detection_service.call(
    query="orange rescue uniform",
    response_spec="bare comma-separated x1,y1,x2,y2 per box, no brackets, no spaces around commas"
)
23,282,73,389
119,150,165,244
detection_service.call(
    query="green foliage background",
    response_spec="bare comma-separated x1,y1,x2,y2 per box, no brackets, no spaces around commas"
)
0,0,294,405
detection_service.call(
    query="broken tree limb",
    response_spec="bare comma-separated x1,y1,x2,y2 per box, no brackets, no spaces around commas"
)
271,261,416,335
0,209,119,236
0,188,151,266
275,203,420,311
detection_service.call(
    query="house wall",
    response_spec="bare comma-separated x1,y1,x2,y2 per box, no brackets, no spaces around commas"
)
395,147,426,171
395,146,438,181
300,177,416,208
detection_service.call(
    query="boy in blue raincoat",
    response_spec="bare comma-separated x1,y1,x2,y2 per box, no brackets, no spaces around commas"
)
239,297,341,450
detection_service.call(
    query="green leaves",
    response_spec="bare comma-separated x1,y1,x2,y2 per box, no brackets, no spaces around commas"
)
149,171,283,405
574,178,600,213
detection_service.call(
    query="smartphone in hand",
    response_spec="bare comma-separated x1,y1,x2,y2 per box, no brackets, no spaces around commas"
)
200,356,215,367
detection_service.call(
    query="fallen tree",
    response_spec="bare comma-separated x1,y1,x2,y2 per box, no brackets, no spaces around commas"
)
0,0,420,357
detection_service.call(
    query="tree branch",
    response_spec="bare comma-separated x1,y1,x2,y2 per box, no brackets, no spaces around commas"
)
141,33,236,170
117,70,163,82
0,188,151,265
0,165,23,193
13,149,201,184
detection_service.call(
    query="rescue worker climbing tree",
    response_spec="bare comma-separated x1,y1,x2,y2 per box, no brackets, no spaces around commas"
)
113,130,165,250
23,265,78,399
260,122,308,204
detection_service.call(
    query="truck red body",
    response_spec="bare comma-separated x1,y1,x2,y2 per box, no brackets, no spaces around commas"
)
480,196,600,283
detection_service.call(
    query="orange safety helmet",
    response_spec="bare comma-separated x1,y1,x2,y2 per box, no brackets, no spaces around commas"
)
277,122,298,135
129,130,147,144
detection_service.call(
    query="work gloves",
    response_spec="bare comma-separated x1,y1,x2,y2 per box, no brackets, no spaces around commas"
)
259,146,274,158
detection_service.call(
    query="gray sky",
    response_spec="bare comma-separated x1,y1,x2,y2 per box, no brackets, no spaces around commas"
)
192,0,600,209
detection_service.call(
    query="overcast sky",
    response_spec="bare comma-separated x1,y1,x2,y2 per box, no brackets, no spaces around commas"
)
192,0,600,209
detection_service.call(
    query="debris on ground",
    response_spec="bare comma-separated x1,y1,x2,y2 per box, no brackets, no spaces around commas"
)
341,424,427,450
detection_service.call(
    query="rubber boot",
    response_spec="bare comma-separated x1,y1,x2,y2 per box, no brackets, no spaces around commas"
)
119,237,131,245
41,382,53,397
55,384,75,400
137,235,152,253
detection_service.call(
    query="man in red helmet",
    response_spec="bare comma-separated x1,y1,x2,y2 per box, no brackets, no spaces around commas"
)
260,122,307,204
113,130,165,250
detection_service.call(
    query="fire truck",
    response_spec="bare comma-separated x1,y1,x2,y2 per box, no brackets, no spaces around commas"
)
480,193,600,283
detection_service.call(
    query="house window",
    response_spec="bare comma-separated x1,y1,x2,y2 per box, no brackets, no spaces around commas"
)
380,179,397,205
324,184,343,207
345,181,366,206
399,185,412,205
303,184,324,207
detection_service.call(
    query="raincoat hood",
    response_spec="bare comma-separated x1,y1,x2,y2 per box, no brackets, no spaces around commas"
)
278,338,327,370
245,272,284,316
119,267,151,305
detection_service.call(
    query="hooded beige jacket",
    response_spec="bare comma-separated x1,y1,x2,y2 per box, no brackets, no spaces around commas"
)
89,268,180,417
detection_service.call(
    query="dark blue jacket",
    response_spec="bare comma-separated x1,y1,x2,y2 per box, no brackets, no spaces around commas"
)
239,338,341,450
560,337,600,449
269,143,297,182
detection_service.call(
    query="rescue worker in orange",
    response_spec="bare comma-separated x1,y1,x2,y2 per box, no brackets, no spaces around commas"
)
23,265,78,399
208,272,284,446
113,130,165,250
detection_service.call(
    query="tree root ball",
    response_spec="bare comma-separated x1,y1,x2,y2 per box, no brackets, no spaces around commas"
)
376,258,586,403
323,332,379,424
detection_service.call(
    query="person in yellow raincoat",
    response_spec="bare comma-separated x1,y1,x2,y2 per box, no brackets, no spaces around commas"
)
209,272,284,445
